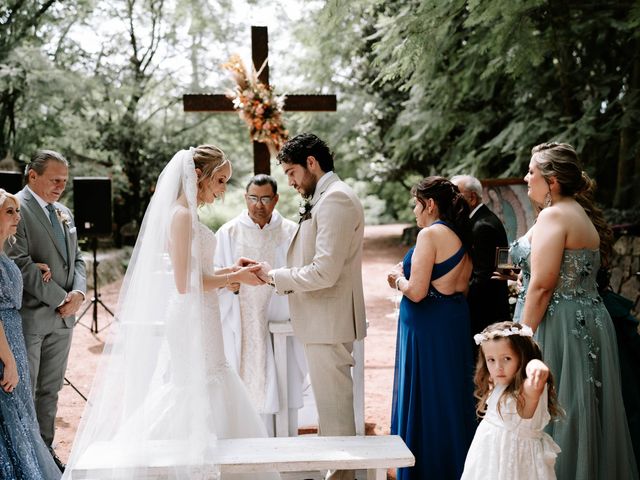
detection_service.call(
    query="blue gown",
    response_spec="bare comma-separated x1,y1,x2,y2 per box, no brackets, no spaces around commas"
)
0,253,60,480
391,222,477,479
511,237,639,480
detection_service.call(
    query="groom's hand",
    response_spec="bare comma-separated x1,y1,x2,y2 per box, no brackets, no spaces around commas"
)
235,256,259,267
256,262,272,284
239,264,266,286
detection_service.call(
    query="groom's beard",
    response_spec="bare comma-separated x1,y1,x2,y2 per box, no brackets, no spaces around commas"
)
298,170,317,199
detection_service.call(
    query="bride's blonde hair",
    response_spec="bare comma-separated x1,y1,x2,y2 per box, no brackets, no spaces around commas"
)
193,144,230,183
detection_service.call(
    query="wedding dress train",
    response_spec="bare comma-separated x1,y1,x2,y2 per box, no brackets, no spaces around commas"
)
62,149,279,479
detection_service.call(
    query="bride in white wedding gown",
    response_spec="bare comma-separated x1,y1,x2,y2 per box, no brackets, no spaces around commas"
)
63,146,280,479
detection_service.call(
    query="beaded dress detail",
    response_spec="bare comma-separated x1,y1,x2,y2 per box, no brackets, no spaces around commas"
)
511,237,638,479
0,253,60,479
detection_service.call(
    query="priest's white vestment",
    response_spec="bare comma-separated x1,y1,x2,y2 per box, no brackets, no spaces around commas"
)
215,209,308,434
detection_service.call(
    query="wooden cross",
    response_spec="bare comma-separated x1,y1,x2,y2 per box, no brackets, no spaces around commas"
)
183,26,337,175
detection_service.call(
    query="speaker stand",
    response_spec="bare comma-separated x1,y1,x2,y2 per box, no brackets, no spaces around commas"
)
77,236,114,333
63,376,88,401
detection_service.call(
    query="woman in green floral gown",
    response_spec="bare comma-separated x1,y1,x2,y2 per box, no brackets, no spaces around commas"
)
511,143,638,480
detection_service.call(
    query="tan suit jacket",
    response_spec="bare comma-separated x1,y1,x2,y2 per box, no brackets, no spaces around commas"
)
273,173,366,344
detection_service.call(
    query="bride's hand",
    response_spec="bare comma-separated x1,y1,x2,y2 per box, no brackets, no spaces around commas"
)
234,264,265,286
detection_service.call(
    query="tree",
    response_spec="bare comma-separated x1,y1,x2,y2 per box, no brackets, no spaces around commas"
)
0,1,72,162
307,0,640,210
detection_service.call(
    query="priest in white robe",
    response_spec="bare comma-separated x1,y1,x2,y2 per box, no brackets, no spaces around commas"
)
215,174,309,436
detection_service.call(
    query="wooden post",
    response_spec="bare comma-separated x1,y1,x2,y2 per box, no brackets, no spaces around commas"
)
183,26,337,175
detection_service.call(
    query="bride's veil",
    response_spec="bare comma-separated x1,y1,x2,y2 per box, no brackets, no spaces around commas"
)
63,149,218,479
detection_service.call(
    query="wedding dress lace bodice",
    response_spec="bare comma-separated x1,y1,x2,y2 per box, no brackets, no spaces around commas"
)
197,223,230,374
165,222,229,383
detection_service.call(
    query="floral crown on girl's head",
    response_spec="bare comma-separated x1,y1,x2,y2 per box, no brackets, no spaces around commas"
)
473,324,534,345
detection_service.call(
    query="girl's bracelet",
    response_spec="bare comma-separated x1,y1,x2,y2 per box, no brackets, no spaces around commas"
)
395,277,403,291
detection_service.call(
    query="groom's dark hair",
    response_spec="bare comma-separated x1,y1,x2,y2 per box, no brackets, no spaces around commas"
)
276,133,334,172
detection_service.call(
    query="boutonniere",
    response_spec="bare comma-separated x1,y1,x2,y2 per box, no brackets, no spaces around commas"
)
298,200,312,223
56,209,72,228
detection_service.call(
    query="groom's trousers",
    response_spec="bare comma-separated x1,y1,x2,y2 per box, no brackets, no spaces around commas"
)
304,341,356,480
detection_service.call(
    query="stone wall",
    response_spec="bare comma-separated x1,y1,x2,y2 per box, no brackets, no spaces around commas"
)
610,234,640,317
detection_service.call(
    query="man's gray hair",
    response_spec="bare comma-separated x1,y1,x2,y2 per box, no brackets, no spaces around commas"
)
25,150,68,178
451,174,483,197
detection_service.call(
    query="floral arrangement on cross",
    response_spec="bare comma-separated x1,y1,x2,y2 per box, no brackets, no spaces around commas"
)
222,54,288,152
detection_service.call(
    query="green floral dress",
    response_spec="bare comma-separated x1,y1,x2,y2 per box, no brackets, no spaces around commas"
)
512,237,638,480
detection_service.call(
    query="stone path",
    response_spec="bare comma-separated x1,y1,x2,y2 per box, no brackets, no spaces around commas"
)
54,224,410,468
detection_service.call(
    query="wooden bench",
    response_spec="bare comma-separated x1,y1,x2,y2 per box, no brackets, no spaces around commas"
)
269,320,366,437
72,434,414,480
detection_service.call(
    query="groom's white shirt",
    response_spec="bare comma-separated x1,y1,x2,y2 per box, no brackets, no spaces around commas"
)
26,184,55,217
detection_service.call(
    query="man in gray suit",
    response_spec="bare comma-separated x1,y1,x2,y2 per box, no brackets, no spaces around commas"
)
7,150,86,470
263,133,366,480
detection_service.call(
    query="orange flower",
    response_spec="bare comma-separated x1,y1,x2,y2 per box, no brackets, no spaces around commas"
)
222,55,288,151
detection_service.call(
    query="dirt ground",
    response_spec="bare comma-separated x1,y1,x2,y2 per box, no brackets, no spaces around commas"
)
54,223,411,467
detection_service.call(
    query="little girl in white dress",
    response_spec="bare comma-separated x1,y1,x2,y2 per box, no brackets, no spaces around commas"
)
462,321,562,480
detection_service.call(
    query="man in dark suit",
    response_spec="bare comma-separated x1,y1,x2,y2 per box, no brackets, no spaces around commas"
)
452,175,510,336
6,150,86,471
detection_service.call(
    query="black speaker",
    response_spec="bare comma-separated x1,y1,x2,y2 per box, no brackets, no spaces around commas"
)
0,171,23,194
73,177,112,236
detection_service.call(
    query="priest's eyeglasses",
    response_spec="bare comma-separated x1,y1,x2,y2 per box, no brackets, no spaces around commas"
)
246,195,274,206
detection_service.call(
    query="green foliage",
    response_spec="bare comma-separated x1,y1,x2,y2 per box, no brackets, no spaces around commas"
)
303,0,640,210
4,0,638,238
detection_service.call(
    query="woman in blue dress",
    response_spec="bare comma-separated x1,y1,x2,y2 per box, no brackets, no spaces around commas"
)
387,177,477,479
511,143,638,479
0,188,60,479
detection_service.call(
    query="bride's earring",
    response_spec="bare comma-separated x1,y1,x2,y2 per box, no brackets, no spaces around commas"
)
544,190,552,208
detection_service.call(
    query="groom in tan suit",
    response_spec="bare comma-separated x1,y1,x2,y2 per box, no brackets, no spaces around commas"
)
265,133,366,480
